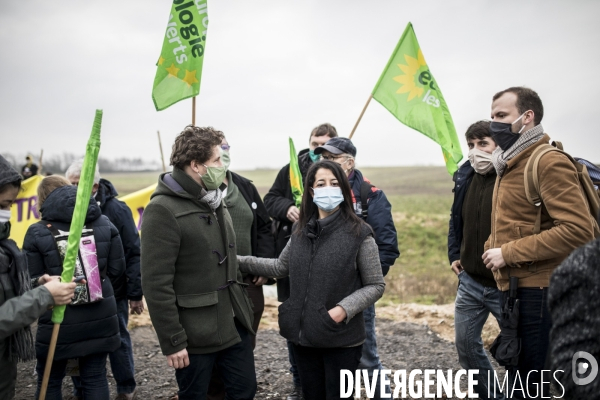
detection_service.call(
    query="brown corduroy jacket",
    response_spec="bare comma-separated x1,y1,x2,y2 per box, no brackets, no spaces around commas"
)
484,135,595,291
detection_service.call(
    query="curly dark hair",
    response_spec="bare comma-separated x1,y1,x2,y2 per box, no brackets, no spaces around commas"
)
170,126,225,170
465,120,492,142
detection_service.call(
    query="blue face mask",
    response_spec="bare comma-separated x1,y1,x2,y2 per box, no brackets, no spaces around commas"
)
312,186,344,212
308,150,321,163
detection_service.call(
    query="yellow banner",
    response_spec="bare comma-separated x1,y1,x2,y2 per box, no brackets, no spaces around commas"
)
9,175,44,247
9,177,157,247
120,183,158,233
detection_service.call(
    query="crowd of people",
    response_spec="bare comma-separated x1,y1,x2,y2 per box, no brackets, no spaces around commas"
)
0,85,598,400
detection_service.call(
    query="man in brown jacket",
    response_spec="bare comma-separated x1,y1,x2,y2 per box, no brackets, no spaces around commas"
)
482,87,595,399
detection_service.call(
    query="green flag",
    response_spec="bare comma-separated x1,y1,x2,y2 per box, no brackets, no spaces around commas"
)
52,110,102,324
152,0,209,111
289,138,303,208
372,22,462,175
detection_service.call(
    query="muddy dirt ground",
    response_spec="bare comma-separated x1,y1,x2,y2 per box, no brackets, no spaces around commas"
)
14,299,504,399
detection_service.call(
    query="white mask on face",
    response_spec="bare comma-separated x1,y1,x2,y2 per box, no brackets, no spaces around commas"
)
468,148,494,175
341,158,353,175
0,209,11,224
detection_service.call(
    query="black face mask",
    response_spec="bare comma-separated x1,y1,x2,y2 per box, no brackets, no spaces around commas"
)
489,113,525,151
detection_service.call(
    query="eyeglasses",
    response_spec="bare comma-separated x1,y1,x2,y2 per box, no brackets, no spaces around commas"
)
221,144,231,151
321,154,350,161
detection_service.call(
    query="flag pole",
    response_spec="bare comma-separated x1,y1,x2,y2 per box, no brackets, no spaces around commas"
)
192,97,196,126
349,94,373,139
157,131,167,173
38,149,44,176
38,324,60,400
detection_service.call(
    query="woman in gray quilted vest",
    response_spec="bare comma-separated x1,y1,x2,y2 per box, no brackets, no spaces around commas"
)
238,160,385,400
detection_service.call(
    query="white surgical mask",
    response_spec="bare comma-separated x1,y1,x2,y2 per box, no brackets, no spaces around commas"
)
0,209,11,224
468,148,494,175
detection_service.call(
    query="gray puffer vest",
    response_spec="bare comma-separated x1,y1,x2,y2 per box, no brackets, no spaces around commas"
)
280,213,372,348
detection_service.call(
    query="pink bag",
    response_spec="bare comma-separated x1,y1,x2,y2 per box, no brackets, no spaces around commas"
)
40,221,103,305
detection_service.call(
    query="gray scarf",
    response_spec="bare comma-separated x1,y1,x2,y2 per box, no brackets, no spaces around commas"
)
492,124,546,177
0,236,36,362
200,188,223,211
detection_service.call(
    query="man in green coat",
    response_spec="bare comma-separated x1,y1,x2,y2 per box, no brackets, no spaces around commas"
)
141,126,256,400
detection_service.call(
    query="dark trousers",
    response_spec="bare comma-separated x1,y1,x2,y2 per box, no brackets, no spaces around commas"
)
291,343,363,400
175,320,256,400
73,298,136,396
35,352,110,400
207,278,264,400
504,287,552,399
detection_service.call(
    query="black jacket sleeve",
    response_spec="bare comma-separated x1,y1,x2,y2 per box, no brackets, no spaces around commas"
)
251,184,275,258
106,218,127,294
106,201,143,301
365,190,399,276
448,207,460,265
23,224,49,279
448,163,472,265
263,164,295,221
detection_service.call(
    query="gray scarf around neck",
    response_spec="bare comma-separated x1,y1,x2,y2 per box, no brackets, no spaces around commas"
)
201,188,223,211
0,237,36,362
492,124,545,177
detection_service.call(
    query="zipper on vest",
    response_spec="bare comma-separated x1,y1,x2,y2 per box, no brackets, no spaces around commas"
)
298,230,322,344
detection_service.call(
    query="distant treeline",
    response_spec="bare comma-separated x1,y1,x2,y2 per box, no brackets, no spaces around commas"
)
3,152,161,174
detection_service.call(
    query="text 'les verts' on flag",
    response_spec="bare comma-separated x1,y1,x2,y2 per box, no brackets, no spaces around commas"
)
372,22,463,175
152,0,208,111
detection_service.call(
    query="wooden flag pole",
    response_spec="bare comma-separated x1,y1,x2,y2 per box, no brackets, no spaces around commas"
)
38,323,60,400
192,97,196,126
349,95,373,139
157,131,167,172
38,149,44,176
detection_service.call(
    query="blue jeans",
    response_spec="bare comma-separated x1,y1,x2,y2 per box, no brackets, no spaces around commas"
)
73,298,136,396
175,320,256,400
504,287,552,399
455,271,505,400
36,352,109,400
357,304,390,399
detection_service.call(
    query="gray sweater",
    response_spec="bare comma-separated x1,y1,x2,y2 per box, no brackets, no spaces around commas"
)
238,236,385,323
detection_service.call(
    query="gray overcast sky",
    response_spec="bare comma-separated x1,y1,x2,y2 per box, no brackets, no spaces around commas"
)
1,0,599,171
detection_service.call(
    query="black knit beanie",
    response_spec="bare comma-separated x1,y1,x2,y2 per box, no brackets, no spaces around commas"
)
0,154,22,188
548,238,600,398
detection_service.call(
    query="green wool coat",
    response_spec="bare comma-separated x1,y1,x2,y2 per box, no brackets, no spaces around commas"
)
141,168,255,356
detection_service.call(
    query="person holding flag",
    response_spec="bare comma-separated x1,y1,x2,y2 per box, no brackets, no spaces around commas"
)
0,155,76,400
263,122,337,399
